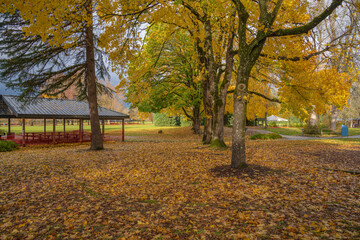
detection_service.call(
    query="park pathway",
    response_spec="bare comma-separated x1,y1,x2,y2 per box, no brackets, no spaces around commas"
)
249,128,360,140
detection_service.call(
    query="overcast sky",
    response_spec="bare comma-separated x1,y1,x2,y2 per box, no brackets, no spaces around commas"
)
0,82,18,95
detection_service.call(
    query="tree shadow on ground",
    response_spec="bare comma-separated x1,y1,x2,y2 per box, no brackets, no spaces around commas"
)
209,164,283,179
294,147,360,171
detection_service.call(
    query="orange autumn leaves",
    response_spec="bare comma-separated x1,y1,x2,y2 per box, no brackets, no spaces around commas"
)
0,133,359,239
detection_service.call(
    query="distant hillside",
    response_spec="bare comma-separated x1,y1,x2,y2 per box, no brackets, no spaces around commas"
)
97,77,130,114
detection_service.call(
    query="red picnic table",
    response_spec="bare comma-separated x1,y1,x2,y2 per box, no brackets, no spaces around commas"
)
22,132,84,143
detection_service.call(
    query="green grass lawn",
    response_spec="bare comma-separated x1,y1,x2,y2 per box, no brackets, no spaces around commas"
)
0,123,181,136
349,128,360,136
320,127,360,137
262,127,360,136
2,123,360,137
263,127,303,136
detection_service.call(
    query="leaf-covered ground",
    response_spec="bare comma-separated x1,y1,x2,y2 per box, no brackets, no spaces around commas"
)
0,129,359,239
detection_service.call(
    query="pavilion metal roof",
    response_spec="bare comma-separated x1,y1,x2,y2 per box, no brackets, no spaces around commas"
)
0,95,129,119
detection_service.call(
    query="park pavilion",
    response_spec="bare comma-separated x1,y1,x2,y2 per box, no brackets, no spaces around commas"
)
0,95,129,146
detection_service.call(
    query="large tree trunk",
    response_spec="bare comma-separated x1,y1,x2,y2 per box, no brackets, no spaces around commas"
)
231,82,247,169
211,24,235,147
330,105,338,132
202,75,212,143
85,0,103,150
231,62,250,169
264,112,268,128
309,108,317,127
201,18,217,144
194,40,209,141
203,116,212,142
194,8,217,144
212,96,226,147
230,12,266,168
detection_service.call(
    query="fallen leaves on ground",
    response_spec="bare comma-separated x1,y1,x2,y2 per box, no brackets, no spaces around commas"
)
0,132,359,239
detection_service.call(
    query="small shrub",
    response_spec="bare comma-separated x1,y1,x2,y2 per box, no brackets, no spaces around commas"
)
321,128,333,134
250,133,282,140
269,121,278,127
302,125,320,135
0,141,19,152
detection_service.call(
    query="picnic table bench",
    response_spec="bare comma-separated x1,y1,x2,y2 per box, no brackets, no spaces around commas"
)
301,128,331,135
22,131,86,143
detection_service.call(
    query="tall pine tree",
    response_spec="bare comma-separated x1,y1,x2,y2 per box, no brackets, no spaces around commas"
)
0,2,110,150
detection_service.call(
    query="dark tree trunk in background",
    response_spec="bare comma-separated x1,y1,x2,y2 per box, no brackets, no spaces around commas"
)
211,20,235,147
202,18,217,144
85,0,103,150
201,70,212,142
202,115,212,142
264,112,268,128
212,90,227,146
192,106,201,134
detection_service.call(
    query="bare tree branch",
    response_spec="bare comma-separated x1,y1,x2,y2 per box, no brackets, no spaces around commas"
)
267,0,344,37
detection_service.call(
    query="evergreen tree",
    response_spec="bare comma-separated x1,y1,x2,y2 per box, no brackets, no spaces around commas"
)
0,6,110,150
0,12,110,100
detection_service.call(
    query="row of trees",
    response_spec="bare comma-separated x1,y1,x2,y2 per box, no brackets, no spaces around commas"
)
0,0,359,168
111,0,357,168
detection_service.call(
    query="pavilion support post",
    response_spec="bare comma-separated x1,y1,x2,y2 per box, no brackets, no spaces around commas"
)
7,118,10,134
63,119,66,136
122,119,125,142
44,118,46,137
80,119,83,143
52,118,56,145
102,119,105,140
22,118,25,147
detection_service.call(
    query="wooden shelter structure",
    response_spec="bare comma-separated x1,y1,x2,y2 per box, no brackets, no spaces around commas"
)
254,118,265,127
352,118,360,128
0,95,129,146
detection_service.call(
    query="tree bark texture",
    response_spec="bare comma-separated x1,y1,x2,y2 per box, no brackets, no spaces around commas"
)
212,21,235,147
231,54,251,168
202,73,212,142
231,69,248,168
265,112,268,128
201,16,216,144
192,106,201,135
309,108,317,127
330,105,338,132
85,0,103,150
